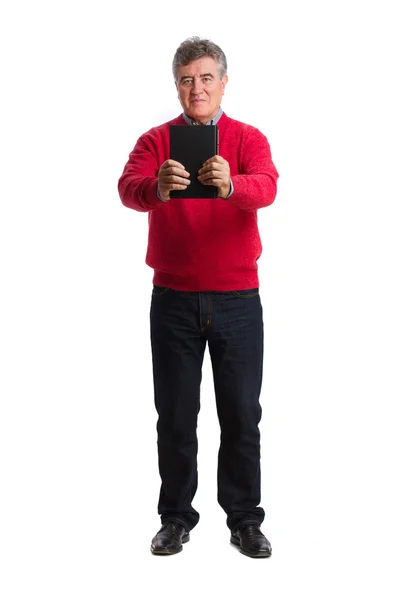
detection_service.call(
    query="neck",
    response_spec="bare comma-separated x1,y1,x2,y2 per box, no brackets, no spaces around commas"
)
182,107,223,126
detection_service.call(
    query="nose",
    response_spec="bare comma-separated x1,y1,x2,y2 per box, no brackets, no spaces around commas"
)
191,78,204,94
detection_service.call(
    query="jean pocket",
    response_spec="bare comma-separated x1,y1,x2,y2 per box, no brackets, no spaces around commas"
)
152,285,171,296
231,288,259,299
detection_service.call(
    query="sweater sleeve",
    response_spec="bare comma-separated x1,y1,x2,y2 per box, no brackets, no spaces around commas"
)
227,127,279,211
118,132,165,213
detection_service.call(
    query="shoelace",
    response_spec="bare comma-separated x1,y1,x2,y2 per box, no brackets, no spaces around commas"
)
162,523,183,541
241,525,264,540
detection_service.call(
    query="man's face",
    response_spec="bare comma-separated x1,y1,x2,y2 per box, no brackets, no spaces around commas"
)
175,56,228,124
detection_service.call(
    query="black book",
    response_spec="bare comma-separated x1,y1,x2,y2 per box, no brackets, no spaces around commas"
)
169,125,219,198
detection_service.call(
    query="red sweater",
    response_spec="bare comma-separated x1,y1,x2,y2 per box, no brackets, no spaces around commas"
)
118,112,279,291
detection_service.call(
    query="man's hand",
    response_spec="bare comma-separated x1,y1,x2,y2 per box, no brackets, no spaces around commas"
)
158,160,190,201
198,155,231,198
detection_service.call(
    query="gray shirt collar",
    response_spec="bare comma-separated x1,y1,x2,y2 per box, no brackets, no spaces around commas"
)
182,107,223,126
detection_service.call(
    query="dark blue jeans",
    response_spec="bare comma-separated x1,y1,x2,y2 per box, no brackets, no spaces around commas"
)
150,286,266,532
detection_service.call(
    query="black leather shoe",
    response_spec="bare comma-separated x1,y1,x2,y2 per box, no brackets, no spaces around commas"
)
231,524,272,558
151,522,190,555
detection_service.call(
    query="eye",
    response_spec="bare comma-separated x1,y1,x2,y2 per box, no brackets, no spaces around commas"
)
202,77,212,84
181,79,193,87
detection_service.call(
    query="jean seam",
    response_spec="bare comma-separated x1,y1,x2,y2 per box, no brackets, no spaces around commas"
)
152,286,171,296
232,290,259,299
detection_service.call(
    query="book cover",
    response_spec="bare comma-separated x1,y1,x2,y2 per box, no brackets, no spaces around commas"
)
169,125,219,198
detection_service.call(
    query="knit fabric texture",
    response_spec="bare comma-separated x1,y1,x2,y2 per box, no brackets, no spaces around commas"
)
118,112,279,291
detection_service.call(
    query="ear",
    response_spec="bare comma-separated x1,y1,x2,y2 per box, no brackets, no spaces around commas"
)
221,75,228,94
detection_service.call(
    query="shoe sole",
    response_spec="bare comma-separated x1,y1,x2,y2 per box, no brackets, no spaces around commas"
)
230,534,272,558
151,533,190,555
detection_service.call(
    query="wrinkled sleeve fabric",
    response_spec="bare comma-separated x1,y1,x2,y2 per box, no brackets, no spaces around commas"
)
118,132,165,213
227,127,279,211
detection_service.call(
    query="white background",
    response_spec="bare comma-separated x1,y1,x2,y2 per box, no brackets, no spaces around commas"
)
1,0,396,598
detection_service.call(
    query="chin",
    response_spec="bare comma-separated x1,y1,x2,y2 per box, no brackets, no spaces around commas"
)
190,103,208,111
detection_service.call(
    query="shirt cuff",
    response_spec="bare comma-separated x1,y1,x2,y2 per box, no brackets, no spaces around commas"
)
157,185,167,202
222,179,234,200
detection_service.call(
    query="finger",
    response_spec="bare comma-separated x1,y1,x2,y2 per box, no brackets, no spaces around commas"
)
161,175,191,185
162,182,189,191
163,159,186,170
198,169,226,181
202,155,224,166
198,166,221,177
198,162,227,175
199,176,226,186
162,166,190,178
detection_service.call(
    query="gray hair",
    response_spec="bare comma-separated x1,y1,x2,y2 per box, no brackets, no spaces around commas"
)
172,36,228,80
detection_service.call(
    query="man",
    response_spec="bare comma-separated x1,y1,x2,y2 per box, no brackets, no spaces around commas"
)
118,37,279,558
